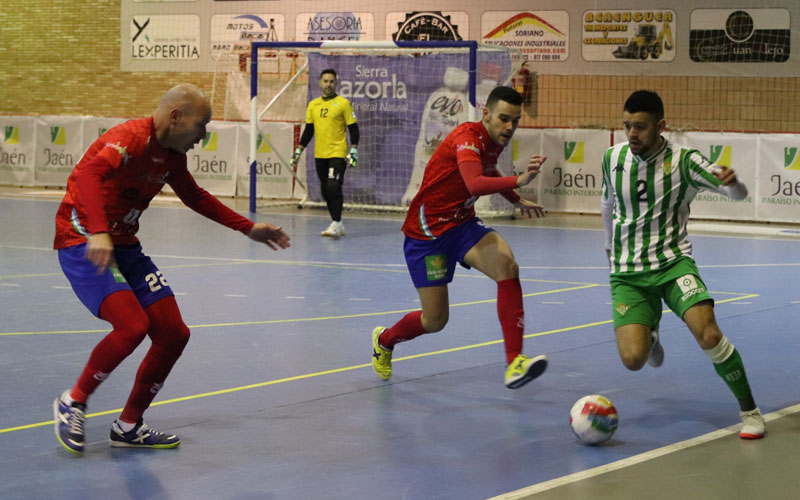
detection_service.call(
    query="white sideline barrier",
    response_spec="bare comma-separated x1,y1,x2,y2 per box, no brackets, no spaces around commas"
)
1,115,798,223
35,115,83,187
235,121,299,199
0,116,36,186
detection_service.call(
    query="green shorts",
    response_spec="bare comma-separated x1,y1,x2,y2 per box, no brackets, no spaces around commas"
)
609,256,713,330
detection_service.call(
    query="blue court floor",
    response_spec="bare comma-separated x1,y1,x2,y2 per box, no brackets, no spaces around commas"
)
1,192,799,500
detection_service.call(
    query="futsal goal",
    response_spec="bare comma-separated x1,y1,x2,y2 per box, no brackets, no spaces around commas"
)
216,40,523,214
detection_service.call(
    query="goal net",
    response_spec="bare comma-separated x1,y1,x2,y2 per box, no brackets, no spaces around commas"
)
216,41,523,215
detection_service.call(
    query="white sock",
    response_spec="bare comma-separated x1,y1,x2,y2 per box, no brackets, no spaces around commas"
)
116,419,137,432
61,390,74,406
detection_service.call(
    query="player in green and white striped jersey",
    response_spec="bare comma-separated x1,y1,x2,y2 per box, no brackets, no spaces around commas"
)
600,90,765,439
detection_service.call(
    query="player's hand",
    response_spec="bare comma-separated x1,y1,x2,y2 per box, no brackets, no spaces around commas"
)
515,199,546,218
85,232,113,274
247,223,291,250
289,147,303,167
711,165,738,186
346,147,358,168
516,154,546,187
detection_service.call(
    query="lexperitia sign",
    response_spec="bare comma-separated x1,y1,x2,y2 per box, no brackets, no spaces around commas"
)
130,15,200,59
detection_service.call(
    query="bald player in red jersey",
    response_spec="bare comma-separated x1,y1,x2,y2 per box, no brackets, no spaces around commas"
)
53,84,290,454
371,86,549,389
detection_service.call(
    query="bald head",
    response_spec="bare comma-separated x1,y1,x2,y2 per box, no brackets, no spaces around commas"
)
157,84,209,115
153,83,212,154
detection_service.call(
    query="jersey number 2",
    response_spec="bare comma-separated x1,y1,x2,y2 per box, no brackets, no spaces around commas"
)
636,180,648,203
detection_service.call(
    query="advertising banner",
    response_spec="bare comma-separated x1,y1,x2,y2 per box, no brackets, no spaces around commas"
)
756,134,800,223
508,128,543,203
386,11,468,41
664,132,756,220
481,11,569,62
582,9,675,62
540,129,610,213
170,121,240,196
130,15,200,60
82,117,127,152
211,14,285,55
307,51,511,206
236,122,298,199
689,9,790,63
0,116,35,186
35,116,83,187
296,12,374,41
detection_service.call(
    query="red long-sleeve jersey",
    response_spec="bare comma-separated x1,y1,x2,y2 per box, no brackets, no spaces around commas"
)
54,117,253,249
402,121,519,240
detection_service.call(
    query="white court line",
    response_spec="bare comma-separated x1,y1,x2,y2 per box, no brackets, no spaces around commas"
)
174,292,187,296
2,244,800,271
52,286,70,289
349,298,372,301
286,296,305,299
224,294,246,298
541,301,564,304
2,283,20,287
489,404,800,500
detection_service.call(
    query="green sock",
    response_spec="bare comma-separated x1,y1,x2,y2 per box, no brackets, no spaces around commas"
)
712,348,753,401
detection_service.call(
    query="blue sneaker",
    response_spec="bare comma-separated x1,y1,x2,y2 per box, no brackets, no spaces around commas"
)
53,390,86,454
110,419,180,449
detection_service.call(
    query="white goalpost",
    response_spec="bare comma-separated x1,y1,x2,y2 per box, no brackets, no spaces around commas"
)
237,40,522,214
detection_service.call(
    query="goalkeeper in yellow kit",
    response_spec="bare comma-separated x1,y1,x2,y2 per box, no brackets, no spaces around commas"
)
290,68,359,238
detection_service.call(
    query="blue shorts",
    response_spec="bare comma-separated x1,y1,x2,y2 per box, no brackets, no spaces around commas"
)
58,243,174,317
404,217,495,288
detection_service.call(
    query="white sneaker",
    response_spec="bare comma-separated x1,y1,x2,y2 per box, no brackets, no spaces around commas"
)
321,221,345,238
739,408,766,439
647,329,664,368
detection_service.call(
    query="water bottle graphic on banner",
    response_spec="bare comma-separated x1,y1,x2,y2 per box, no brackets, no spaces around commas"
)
402,67,470,205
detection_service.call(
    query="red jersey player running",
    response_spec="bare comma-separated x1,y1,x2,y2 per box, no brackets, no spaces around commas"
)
371,86,548,389
53,84,290,454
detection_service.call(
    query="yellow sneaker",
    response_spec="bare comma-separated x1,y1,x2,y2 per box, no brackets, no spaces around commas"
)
504,354,548,389
371,327,392,380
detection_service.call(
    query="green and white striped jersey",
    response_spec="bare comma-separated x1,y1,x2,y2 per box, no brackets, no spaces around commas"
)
601,138,725,274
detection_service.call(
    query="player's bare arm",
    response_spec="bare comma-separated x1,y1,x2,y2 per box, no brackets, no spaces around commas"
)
516,155,547,187
85,232,114,273
515,199,545,218
247,223,291,250
712,165,739,186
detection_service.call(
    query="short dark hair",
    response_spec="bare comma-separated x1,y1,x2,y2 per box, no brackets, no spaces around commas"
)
624,90,664,122
486,86,522,109
320,68,337,80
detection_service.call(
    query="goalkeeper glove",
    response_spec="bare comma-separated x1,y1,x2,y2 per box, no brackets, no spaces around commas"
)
289,147,303,166
346,147,358,168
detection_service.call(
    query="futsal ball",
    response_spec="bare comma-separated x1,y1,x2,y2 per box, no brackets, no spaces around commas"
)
569,395,619,445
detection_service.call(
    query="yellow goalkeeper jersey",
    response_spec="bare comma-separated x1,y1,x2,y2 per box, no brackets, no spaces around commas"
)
305,95,357,158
